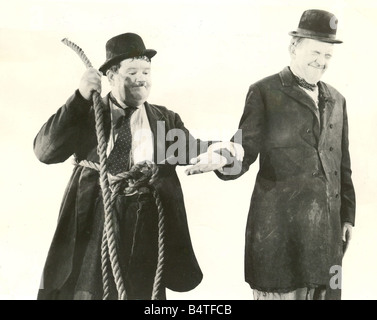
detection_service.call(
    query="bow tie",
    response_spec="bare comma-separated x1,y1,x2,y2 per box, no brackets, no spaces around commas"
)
292,74,317,92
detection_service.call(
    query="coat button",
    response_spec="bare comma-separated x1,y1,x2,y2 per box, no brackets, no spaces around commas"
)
329,124,333,129
306,128,312,133
334,171,338,175
335,193,340,198
329,147,334,151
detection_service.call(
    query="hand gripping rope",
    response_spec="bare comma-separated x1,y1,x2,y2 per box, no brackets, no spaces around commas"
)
62,38,165,300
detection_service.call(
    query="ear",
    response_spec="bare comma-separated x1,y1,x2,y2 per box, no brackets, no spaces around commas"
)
106,69,115,85
289,44,296,57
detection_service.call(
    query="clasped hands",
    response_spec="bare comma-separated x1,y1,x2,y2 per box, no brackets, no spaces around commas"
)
185,142,244,176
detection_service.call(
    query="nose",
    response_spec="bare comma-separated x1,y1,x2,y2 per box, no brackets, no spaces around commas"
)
315,54,326,67
135,72,148,82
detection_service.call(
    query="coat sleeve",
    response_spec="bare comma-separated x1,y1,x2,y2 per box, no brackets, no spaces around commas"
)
216,84,265,180
340,100,356,226
33,90,92,164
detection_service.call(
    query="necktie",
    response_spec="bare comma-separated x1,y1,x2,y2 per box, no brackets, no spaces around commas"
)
107,102,137,175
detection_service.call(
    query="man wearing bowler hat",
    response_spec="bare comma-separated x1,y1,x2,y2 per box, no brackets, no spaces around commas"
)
34,32,233,300
189,9,356,300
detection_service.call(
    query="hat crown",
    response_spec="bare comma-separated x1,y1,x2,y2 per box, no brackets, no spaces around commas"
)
298,9,338,35
289,9,342,43
99,32,157,74
105,33,146,60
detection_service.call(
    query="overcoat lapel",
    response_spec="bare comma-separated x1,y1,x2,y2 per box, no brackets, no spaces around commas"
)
279,67,321,135
317,82,335,147
144,101,168,164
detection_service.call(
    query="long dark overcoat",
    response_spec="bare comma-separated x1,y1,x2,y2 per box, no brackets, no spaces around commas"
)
218,67,356,297
34,90,203,299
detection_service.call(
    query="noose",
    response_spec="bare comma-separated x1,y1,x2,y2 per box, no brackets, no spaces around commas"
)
62,39,165,300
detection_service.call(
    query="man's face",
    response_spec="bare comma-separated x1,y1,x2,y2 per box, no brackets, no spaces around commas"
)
109,58,152,107
290,38,334,84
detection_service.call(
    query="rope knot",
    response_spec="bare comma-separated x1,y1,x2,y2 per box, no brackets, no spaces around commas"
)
108,160,159,196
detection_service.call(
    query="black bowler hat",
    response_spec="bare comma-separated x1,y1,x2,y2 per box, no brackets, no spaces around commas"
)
99,33,157,74
289,9,343,44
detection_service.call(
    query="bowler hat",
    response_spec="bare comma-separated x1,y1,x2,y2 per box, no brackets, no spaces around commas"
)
99,33,157,74
289,9,343,44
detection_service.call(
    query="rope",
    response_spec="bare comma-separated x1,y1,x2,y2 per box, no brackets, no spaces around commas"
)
64,38,166,300
151,189,165,300
62,38,126,300
77,159,166,299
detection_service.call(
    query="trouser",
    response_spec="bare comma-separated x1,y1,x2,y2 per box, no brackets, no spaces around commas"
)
253,286,326,300
41,191,166,300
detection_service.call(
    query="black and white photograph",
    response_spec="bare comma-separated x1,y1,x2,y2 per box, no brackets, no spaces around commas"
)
1,0,376,301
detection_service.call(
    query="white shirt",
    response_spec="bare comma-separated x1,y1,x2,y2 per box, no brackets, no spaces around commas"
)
106,99,154,168
301,85,319,107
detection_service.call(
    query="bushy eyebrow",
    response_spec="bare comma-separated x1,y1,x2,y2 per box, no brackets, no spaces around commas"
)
311,50,332,56
125,67,151,71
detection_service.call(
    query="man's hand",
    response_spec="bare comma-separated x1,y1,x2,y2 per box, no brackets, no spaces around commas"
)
184,142,244,175
185,151,228,175
79,68,102,101
207,141,244,162
342,222,353,255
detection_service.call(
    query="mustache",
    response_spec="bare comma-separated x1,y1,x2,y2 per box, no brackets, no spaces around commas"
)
132,81,147,87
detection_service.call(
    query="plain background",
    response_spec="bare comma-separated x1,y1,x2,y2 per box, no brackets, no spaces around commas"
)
1,0,376,300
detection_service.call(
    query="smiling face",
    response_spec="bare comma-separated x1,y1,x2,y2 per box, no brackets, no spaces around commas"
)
290,38,334,84
107,57,152,108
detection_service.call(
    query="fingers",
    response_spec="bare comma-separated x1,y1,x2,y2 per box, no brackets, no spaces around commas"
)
342,224,352,256
231,143,244,161
184,165,203,175
342,223,353,242
185,164,220,175
189,153,208,165
79,68,102,100
185,154,227,175
209,142,245,161
346,226,352,241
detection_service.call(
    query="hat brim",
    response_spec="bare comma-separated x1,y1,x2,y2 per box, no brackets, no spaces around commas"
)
99,49,157,75
288,31,343,44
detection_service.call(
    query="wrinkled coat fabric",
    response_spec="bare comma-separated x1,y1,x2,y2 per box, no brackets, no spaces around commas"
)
218,67,356,299
34,91,203,299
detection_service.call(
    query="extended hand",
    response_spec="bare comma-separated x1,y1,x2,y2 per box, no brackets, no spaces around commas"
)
79,68,102,101
185,142,244,175
185,152,228,175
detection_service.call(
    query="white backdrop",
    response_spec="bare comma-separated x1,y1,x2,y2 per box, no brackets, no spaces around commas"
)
1,0,376,300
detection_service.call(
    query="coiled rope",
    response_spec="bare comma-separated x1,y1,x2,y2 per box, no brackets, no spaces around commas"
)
62,39,165,300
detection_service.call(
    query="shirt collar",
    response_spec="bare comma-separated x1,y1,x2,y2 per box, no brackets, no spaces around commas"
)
109,92,142,110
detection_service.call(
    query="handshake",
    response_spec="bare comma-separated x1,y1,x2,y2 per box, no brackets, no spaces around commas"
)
185,142,244,176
